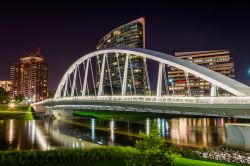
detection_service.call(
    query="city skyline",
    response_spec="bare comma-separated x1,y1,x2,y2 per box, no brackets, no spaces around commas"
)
1,1,250,90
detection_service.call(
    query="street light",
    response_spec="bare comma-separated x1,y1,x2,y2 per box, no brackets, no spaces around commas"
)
8,103,15,109
168,79,174,96
27,98,32,103
128,84,132,95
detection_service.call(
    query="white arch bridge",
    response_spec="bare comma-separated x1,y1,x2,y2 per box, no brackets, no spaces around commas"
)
32,48,250,117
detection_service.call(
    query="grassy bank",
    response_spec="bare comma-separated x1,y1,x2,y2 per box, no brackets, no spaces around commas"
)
5,160,124,166
174,158,240,166
2,159,238,166
0,148,242,166
0,104,31,112
1,158,240,166
73,109,178,122
0,104,34,120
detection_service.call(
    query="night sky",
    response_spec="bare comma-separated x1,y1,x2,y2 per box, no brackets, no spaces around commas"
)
1,1,250,90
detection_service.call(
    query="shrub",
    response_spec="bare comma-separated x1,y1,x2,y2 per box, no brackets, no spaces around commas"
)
0,147,131,164
170,147,201,160
126,120,179,166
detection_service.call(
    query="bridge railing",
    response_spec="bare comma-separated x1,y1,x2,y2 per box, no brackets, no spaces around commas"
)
32,96,250,106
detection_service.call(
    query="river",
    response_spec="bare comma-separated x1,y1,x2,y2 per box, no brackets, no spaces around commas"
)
0,116,249,150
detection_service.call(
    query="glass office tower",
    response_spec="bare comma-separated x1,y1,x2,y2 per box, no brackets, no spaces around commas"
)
168,50,235,96
96,17,150,95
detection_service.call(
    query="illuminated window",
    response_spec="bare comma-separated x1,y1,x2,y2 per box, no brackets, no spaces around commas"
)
113,30,121,36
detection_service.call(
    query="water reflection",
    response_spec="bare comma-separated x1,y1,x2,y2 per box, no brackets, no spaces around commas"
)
0,116,248,150
110,120,115,144
91,118,95,141
146,118,150,135
168,118,226,147
7,119,15,145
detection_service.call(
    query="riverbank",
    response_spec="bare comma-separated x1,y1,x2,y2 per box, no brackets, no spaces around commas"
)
0,104,35,120
194,146,250,165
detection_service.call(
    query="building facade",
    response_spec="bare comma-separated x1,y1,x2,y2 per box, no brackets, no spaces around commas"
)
96,17,150,95
10,49,48,101
0,80,12,92
168,50,235,96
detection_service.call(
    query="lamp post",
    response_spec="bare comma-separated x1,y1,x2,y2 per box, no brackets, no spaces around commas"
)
168,79,174,96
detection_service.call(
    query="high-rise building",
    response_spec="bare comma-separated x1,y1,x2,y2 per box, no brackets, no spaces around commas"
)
0,80,12,92
168,50,235,96
10,49,48,101
96,17,150,95
10,64,19,98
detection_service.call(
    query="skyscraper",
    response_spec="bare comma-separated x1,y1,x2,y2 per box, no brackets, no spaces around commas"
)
96,17,150,95
168,50,235,96
10,49,48,101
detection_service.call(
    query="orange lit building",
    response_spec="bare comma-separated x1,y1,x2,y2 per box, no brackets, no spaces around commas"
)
10,49,48,101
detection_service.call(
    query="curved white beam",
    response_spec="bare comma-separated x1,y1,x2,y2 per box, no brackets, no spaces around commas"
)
55,47,250,98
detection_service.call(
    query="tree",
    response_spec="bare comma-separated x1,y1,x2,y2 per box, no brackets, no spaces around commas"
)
126,120,178,166
48,90,55,98
14,94,25,103
0,87,9,104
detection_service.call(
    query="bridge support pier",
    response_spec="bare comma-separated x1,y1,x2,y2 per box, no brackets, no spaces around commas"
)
157,62,163,97
210,84,217,97
184,72,191,96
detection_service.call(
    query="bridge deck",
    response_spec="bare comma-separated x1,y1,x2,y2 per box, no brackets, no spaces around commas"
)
32,96,250,118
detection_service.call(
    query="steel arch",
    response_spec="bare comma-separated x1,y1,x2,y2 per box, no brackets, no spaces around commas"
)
55,47,250,98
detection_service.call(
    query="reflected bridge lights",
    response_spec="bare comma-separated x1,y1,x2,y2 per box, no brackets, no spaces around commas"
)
27,121,36,144
145,118,169,137
146,118,150,136
91,118,96,141
158,118,168,137
110,120,115,144
72,139,85,149
7,119,15,144
161,119,168,137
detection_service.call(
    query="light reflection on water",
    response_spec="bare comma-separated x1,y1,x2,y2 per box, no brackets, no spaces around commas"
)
7,119,15,145
0,116,245,150
91,118,95,141
168,118,226,147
